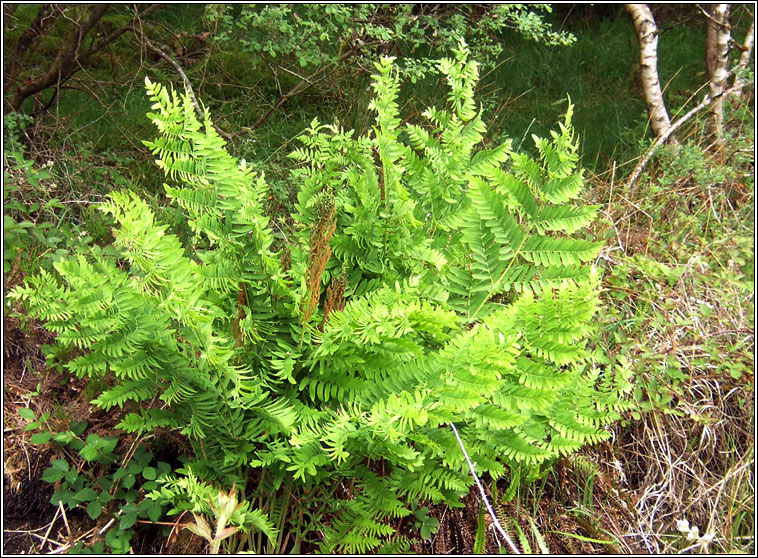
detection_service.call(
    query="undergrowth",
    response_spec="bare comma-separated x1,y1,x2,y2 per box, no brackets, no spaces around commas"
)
591,97,754,553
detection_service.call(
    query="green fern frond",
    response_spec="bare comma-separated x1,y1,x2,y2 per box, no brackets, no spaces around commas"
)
9,50,632,554
91,378,155,410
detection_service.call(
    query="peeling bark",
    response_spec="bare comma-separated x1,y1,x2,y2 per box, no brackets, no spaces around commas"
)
704,4,731,141
732,20,754,98
625,4,676,141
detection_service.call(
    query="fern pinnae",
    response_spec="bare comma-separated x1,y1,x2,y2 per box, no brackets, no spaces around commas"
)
470,232,528,321
8,47,634,554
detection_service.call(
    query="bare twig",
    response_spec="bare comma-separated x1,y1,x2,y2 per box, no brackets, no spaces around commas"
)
90,4,160,54
696,4,732,30
259,52,283,97
125,24,233,141
627,79,745,194
449,422,521,554
62,80,141,150
58,501,71,539
603,160,627,255
276,64,314,86
247,40,380,132
98,517,117,536
39,504,62,551
124,26,200,117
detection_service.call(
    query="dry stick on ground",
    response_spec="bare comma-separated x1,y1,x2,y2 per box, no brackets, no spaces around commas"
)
449,422,521,554
39,504,62,551
626,79,746,194
58,501,71,540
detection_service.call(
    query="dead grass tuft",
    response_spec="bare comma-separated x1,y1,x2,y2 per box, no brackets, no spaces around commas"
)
619,379,754,553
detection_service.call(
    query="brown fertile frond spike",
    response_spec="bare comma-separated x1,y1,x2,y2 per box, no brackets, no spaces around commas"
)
301,192,337,324
322,274,347,328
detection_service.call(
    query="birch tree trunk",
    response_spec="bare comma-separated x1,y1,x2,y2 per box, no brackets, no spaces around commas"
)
732,20,754,98
625,4,675,141
704,4,731,143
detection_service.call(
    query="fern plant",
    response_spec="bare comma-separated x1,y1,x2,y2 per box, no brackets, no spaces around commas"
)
11,40,631,553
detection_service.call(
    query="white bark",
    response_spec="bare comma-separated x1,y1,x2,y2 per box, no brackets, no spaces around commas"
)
733,20,754,97
705,4,731,139
625,4,674,140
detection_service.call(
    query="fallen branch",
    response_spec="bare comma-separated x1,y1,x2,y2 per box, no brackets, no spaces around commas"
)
627,80,745,194
449,422,521,554
125,25,233,142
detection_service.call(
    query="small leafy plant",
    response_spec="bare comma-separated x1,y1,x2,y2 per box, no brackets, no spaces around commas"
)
412,505,441,541
12,42,631,552
22,410,170,553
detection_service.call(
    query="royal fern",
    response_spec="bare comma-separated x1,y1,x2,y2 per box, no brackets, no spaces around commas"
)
11,40,631,553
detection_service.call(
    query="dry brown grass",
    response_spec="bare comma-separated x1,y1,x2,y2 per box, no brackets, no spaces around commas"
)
620,381,753,553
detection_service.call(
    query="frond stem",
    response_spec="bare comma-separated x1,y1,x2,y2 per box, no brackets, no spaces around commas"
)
470,235,527,321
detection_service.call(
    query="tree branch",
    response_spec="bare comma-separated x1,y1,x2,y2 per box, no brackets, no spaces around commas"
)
5,4,160,114
627,78,746,193
87,4,159,58
125,24,233,142
3,4,67,92
696,4,732,30
733,20,755,96
125,25,200,115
